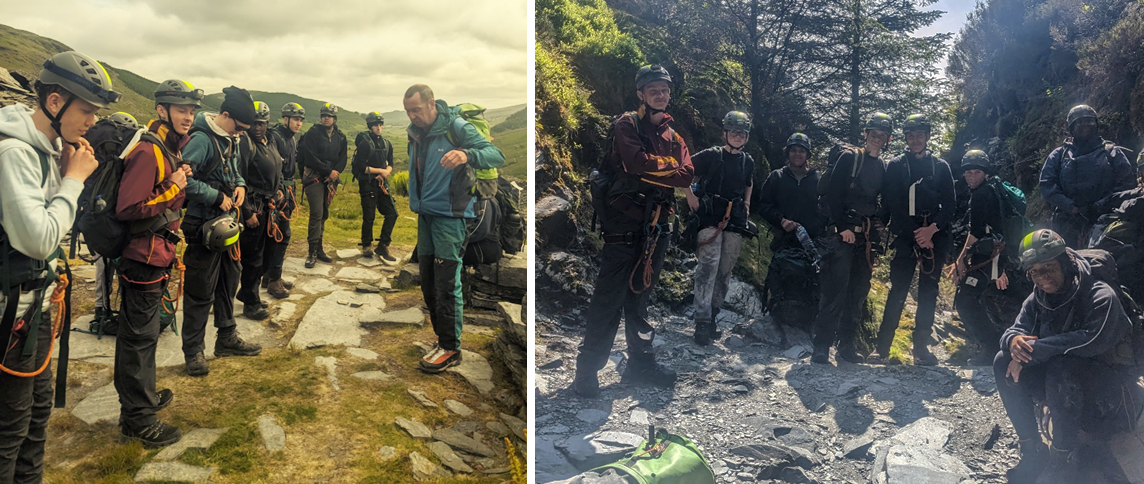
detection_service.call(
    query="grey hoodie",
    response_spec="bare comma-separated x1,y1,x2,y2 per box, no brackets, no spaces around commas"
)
0,103,80,311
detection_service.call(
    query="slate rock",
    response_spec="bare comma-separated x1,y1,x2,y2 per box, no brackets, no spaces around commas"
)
357,257,382,268
154,428,227,461
428,441,475,473
336,249,360,259
133,462,216,483
71,383,118,424
882,444,970,484
271,301,296,327
314,356,340,390
557,431,645,471
335,267,383,283
378,446,397,460
448,350,495,394
486,421,511,436
576,409,609,423
500,413,526,441
258,415,286,451
409,450,451,480
298,278,343,295
433,428,497,457
536,195,575,249
289,291,383,349
351,371,393,381
783,345,811,359
346,347,379,360
355,284,380,294
630,408,650,426
282,257,333,276
444,399,474,416
395,416,432,439
407,389,438,408
396,265,421,287
779,466,814,484
843,434,875,459
359,307,425,327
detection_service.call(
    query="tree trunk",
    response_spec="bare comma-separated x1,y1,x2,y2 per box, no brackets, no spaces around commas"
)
848,0,863,144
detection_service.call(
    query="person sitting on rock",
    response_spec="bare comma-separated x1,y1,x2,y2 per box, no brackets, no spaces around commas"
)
235,101,283,321
994,229,1143,483
352,111,398,263
262,102,305,299
684,110,756,346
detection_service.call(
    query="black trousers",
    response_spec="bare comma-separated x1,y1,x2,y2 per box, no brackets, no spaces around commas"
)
304,179,331,248
576,231,669,374
813,234,874,350
0,294,53,484
263,211,291,282
237,212,270,306
361,184,398,247
114,258,168,430
875,232,951,354
994,351,1139,450
181,242,239,357
953,268,1028,353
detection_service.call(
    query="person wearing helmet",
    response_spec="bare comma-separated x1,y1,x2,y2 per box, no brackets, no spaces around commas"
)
402,84,505,374
352,111,398,262
683,110,756,346
234,101,284,321
756,132,826,327
0,51,108,483
948,150,1030,364
1039,105,1136,248
299,102,347,268
994,229,1140,483
811,113,892,365
572,65,694,397
107,111,139,129
180,86,262,377
263,102,305,299
105,78,203,449
870,114,956,366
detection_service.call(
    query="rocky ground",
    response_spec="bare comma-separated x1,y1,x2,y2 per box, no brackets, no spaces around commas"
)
534,251,1144,484
44,240,528,483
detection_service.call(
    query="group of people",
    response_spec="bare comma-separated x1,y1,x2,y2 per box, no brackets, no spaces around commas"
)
0,50,503,482
573,63,1144,483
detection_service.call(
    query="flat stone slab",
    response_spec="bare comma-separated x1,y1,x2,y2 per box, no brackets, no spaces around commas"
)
356,284,380,294
258,415,286,451
271,302,296,326
357,257,381,268
154,428,227,461
410,451,451,480
359,307,425,327
378,446,397,460
408,389,438,408
396,416,432,439
298,278,344,295
576,409,608,424
282,257,333,276
336,267,384,283
883,444,970,484
134,462,216,483
557,431,644,471
346,347,379,360
444,399,473,416
71,383,118,424
337,249,361,259
432,428,497,457
315,356,340,391
428,441,475,473
448,350,495,394
351,371,393,381
500,413,526,441
289,291,385,349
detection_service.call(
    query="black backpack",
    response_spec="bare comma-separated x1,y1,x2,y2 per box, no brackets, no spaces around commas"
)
495,177,524,254
1074,249,1144,372
816,143,864,197
587,112,672,231
77,123,180,259
463,197,502,266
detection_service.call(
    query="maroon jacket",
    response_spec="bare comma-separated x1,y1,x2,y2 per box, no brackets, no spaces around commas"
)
116,120,187,267
608,111,693,220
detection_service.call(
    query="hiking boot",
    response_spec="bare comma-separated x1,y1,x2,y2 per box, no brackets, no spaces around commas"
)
185,352,209,377
572,366,600,398
419,344,462,373
1035,446,1079,484
315,248,333,263
261,276,269,289
281,279,294,290
242,304,270,321
361,245,373,258
120,421,182,448
837,345,865,364
215,331,262,357
693,320,713,346
913,346,938,366
1006,438,1048,484
156,389,173,411
267,279,290,299
305,250,317,268
621,354,676,387
811,346,831,364
377,245,397,263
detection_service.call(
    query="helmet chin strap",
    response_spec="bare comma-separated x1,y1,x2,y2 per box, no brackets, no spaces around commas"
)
40,93,78,148
640,101,666,117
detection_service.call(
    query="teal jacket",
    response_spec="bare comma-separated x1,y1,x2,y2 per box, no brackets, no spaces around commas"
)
407,100,504,218
183,112,246,220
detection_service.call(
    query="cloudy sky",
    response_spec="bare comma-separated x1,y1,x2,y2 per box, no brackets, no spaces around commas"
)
1,0,527,113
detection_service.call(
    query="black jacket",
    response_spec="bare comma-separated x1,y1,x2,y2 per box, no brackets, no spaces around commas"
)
757,166,824,243
691,146,753,229
270,123,298,181
351,131,393,190
884,151,955,236
238,133,283,198
822,149,886,228
298,123,347,180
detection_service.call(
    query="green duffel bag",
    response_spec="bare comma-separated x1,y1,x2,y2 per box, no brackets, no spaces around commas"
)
590,429,716,484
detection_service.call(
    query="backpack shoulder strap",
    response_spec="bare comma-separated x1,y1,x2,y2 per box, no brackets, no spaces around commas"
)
446,116,469,149
849,148,865,179
188,128,225,179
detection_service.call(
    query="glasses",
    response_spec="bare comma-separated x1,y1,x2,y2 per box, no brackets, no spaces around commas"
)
726,130,749,139
1026,265,1060,280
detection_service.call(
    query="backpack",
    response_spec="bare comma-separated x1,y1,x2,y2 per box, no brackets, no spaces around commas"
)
445,104,499,199
1074,249,1144,372
591,428,716,484
989,177,1033,259
495,177,525,254
463,197,502,266
817,143,864,197
762,247,820,329
588,112,673,231
77,124,180,259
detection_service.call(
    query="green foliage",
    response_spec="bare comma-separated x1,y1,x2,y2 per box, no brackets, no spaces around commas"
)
537,0,642,63
389,170,409,197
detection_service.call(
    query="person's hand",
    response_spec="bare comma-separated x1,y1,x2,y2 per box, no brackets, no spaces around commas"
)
246,214,260,228
995,271,1010,291
686,192,699,212
375,174,385,182
170,166,188,189
180,164,193,178
219,194,234,211
781,218,799,232
61,138,98,182
952,258,968,281
234,186,246,208
1006,358,1024,383
914,224,938,248
329,170,340,182
840,229,856,244
1009,334,1038,364
441,150,468,169
274,189,285,205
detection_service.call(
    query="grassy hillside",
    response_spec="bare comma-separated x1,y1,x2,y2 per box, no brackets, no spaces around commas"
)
492,127,527,181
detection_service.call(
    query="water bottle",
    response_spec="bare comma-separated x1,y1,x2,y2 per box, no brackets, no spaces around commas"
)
795,225,814,252
590,168,600,181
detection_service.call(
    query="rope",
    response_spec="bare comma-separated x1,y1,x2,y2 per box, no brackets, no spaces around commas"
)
229,240,241,261
915,214,937,275
266,201,284,243
326,180,338,206
629,205,663,294
162,247,185,316
0,274,67,378
284,184,300,222
863,218,878,271
697,202,733,248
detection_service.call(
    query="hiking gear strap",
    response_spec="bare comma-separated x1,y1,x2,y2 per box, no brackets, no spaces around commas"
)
697,201,734,248
629,205,664,294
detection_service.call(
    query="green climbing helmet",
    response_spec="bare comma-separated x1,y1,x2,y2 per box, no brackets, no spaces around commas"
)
1067,104,1098,130
902,114,931,134
320,103,338,117
281,102,305,119
154,79,203,107
722,111,751,132
961,149,992,173
107,112,139,129
865,112,893,134
635,64,672,90
38,51,121,109
785,133,811,153
252,101,271,123
366,111,385,126
1018,229,1068,272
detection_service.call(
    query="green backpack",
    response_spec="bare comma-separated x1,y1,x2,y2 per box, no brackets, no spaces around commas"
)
446,103,499,199
591,429,716,484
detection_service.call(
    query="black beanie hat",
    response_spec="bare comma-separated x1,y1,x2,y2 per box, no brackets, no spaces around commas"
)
221,86,256,126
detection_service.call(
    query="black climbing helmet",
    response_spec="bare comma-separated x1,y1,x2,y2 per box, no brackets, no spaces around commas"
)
865,112,893,134
281,102,305,119
38,51,120,109
901,114,931,134
785,133,811,153
960,150,992,174
635,64,672,91
107,112,139,130
1066,104,1098,131
153,79,204,107
1019,229,1068,272
366,111,385,127
253,101,271,123
202,214,243,253
320,103,338,118
723,111,751,132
